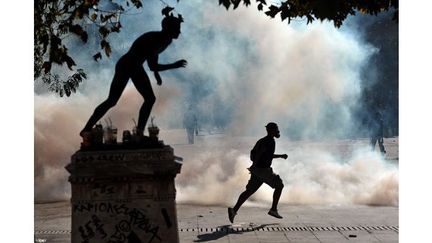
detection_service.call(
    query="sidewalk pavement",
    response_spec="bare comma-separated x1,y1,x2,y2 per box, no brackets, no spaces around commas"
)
35,202,398,242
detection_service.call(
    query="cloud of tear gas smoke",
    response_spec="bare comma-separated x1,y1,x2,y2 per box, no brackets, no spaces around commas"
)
35,95,82,201
174,138,398,206
275,147,398,206
34,1,397,203
171,2,377,138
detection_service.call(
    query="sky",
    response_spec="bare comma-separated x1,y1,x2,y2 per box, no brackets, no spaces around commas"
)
0,0,431,242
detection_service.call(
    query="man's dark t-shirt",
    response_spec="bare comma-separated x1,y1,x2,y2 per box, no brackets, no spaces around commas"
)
251,136,275,168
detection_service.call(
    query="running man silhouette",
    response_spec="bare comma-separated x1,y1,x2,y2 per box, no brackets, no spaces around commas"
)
80,12,187,137
228,122,288,223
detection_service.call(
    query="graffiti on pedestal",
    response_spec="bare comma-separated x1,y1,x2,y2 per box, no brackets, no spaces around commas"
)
74,153,125,163
94,183,154,200
75,202,164,243
107,208,161,243
73,202,129,215
79,215,108,242
74,150,173,164
92,183,116,197
160,208,172,228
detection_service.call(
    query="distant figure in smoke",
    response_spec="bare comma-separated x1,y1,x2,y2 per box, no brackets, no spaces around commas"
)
370,111,386,154
228,122,288,223
183,107,197,144
80,11,187,137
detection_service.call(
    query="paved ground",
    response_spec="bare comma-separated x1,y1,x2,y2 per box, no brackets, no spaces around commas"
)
35,202,398,242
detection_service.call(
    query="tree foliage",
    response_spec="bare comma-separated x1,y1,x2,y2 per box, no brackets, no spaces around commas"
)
34,0,141,96
219,0,398,27
34,0,398,97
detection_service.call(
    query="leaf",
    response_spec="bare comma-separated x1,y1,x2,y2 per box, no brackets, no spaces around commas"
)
78,69,87,79
69,24,83,34
91,13,97,21
232,0,241,9
162,6,175,17
258,3,263,11
64,55,76,70
70,24,88,43
101,40,112,57
131,0,142,8
64,84,71,97
243,0,251,6
93,52,102,61
40,32,49,53
257,0,266,5
105,45,112,57
69,84,76,95
101,39,108,49
50,34,62,48
280,6,289,21
99,26,110,38
306,14,314,24
111,22,122,33
101,13,115,22
219,0,230,10
265,5,280,18
58,23,69,34
50,46,65,65
75,4,90,19
42,61,52,74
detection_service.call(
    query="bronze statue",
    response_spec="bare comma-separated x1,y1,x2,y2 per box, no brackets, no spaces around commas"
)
80,13,187,138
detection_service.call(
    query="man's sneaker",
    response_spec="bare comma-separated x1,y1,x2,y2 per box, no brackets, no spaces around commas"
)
228,207,236,223
268,209,283,219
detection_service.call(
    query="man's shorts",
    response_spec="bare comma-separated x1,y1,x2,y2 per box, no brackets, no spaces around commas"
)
245,167,283,191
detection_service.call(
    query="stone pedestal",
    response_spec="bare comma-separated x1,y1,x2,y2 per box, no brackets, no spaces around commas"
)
65,145,182,243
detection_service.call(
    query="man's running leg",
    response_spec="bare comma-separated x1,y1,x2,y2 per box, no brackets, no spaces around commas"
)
228,175,262,223
265,172,284,219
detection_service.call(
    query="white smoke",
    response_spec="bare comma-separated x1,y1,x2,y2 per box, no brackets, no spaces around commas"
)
173,135,398,206
173,2,375,137
34,1,397,204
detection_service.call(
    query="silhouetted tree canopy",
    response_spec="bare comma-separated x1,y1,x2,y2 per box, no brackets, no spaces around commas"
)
34,0,398,97
219,0,398,27
35,0,145,96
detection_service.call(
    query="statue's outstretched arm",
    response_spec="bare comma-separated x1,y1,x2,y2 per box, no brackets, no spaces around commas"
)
148,55,187,72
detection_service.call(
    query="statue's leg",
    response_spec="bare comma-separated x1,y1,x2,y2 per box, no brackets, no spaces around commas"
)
131,67,155,133
81,68,129,134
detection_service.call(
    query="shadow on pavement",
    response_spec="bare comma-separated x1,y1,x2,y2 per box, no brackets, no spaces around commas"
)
194,223,278,242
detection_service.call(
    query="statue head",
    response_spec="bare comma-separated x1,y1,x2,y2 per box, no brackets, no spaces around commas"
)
161,9,183,39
